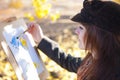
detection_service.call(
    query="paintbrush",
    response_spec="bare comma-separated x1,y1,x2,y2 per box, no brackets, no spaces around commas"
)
16,29,28,39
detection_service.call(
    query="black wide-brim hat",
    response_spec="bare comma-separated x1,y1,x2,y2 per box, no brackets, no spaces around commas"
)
71,0,120,34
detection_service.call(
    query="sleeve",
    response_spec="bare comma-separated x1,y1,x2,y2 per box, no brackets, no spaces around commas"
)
37,37,82,73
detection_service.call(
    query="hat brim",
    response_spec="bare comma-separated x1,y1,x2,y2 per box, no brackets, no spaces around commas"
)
71,13,82,22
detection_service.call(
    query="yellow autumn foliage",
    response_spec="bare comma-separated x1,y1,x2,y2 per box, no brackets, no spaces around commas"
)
113,0,120,4
32,0,60,21
9,0,23,8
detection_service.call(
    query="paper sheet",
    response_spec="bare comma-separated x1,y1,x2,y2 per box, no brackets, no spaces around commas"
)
2,19,45,80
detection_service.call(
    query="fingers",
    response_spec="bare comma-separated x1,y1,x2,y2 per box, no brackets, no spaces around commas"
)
27,22,35,32
26,22,44,44
27,22,40,27
27,22,38,33
27,21,36,28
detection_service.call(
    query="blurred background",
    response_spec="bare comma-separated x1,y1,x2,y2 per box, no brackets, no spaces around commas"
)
0,0,119,80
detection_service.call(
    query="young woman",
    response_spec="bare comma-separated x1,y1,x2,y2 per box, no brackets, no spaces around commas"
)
27,0,120,80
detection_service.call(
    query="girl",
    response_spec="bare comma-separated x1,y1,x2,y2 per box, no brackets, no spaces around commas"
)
27,0,120,80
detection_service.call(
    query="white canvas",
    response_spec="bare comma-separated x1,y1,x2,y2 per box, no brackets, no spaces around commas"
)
2,19,45,80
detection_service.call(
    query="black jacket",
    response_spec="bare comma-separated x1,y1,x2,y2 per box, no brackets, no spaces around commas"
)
37,37,82,73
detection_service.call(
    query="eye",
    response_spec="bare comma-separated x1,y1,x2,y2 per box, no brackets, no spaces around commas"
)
79,26,83,30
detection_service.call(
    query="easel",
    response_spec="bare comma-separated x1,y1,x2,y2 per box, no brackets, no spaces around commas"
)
0,17,49,80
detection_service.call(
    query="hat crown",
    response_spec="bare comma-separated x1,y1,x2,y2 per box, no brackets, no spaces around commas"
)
84,0,103,9
71,0,120,34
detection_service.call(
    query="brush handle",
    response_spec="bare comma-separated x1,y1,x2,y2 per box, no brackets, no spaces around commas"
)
17,29,28,39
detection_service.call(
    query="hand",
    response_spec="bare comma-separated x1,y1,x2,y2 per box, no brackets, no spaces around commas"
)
27,22,44,45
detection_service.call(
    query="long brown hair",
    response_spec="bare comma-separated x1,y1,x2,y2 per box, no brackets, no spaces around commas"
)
78,23,120,80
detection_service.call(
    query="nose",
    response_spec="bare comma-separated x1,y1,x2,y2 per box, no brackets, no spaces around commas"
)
75,27,80,35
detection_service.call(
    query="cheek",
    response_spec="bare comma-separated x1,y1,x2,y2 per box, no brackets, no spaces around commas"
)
78,32,85,41
78,32,86,49
75,27,86,45
79,35,85,47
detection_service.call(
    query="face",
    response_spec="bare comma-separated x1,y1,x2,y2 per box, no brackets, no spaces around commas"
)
75,24,86,50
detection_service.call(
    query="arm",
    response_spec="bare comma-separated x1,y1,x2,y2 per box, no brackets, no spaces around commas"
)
37,37,82,73
27,23,82,73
